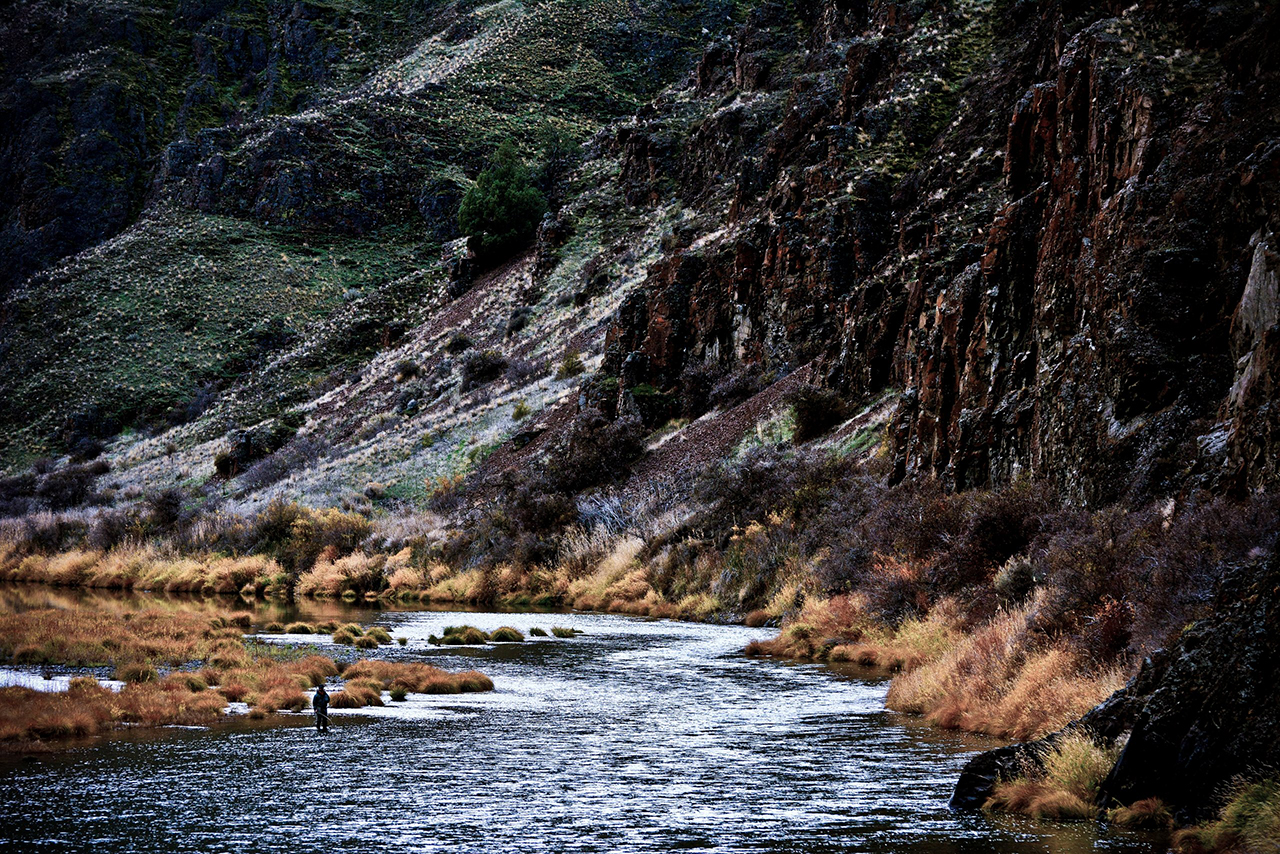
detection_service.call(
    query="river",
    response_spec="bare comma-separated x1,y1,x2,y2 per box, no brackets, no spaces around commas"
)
0,602,1164,853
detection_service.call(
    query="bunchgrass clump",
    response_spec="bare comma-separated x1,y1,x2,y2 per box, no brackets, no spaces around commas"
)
435,625,489,645
365,627,392,644
1108,798,1174,830
551,627,580,638
115,661,159,684
317,621,339,633
332,629,358,645
396,637,408,646
389,685,408,702
529,627,548,637
490,626,524,642
455,671,495,692
353,635,378,650
284,622,315,634
264,622,284,633
339,623,364,636
166,672,209,692
1173,779,1280,853
984,730,1116,820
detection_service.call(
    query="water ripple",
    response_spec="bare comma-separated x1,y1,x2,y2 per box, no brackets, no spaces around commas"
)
1,611,1164,854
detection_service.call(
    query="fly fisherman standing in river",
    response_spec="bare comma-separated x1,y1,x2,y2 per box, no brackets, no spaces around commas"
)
313,683,330,732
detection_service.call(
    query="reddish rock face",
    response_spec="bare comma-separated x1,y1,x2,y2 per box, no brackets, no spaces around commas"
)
605,0,1280,504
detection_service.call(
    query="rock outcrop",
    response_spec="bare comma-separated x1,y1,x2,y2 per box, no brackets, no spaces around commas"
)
0,0,431,296
1099,553,1280,819
952,552,1280,820
603,0,1280,503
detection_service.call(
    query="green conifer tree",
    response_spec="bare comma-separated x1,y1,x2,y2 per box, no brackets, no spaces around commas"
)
458,140,547,262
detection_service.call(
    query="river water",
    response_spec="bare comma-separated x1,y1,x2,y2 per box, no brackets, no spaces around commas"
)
0,604,1164,853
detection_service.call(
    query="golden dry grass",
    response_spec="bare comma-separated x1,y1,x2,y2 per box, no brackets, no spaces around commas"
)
423,567,487,602
563,538,657,613
749,592,1126,741
984,730,1117,821
746,593,954,665
0,546,281,595
295,552,386,598
885,604,1126,740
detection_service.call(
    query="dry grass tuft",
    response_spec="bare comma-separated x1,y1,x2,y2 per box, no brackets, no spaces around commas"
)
365,626,392,644
1108,798,1174,830
115,661,159,684
434,625,489,645
984,730,1116,821
1173,779,1280,853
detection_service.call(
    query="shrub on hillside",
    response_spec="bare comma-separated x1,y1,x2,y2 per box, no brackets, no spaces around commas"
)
678,361,724,418
458,140,547,262
215,417,300,478
445,333,473,354
460,350,509,393
145,488,187,532
505,358,545,385
695,446,848,532
239,436,326,493
35,460,111,511
786,385,849,443
556,350,586,380
548,409,645,491
0,472,38,517
709,364,767,409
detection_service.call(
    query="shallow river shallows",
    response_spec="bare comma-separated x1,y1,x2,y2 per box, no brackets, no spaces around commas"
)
0,608,1164,854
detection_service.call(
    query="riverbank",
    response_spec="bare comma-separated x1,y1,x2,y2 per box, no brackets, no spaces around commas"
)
0,607,1166,854
3,480,1278,843
0,595,494,750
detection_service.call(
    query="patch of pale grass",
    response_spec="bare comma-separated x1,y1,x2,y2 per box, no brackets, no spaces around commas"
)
886,603,1126,740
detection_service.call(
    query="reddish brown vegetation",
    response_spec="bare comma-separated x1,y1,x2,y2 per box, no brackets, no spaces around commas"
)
342,659,494,695
0,677,226,743
0,600,341,746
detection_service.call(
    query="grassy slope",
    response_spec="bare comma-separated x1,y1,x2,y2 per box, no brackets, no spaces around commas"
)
0,211,435,460
0,0,752,468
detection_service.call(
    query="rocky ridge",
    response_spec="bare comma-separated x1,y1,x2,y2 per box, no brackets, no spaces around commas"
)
600,0,1280,504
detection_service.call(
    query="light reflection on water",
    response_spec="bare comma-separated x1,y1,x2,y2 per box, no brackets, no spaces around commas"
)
0,606,1164,853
